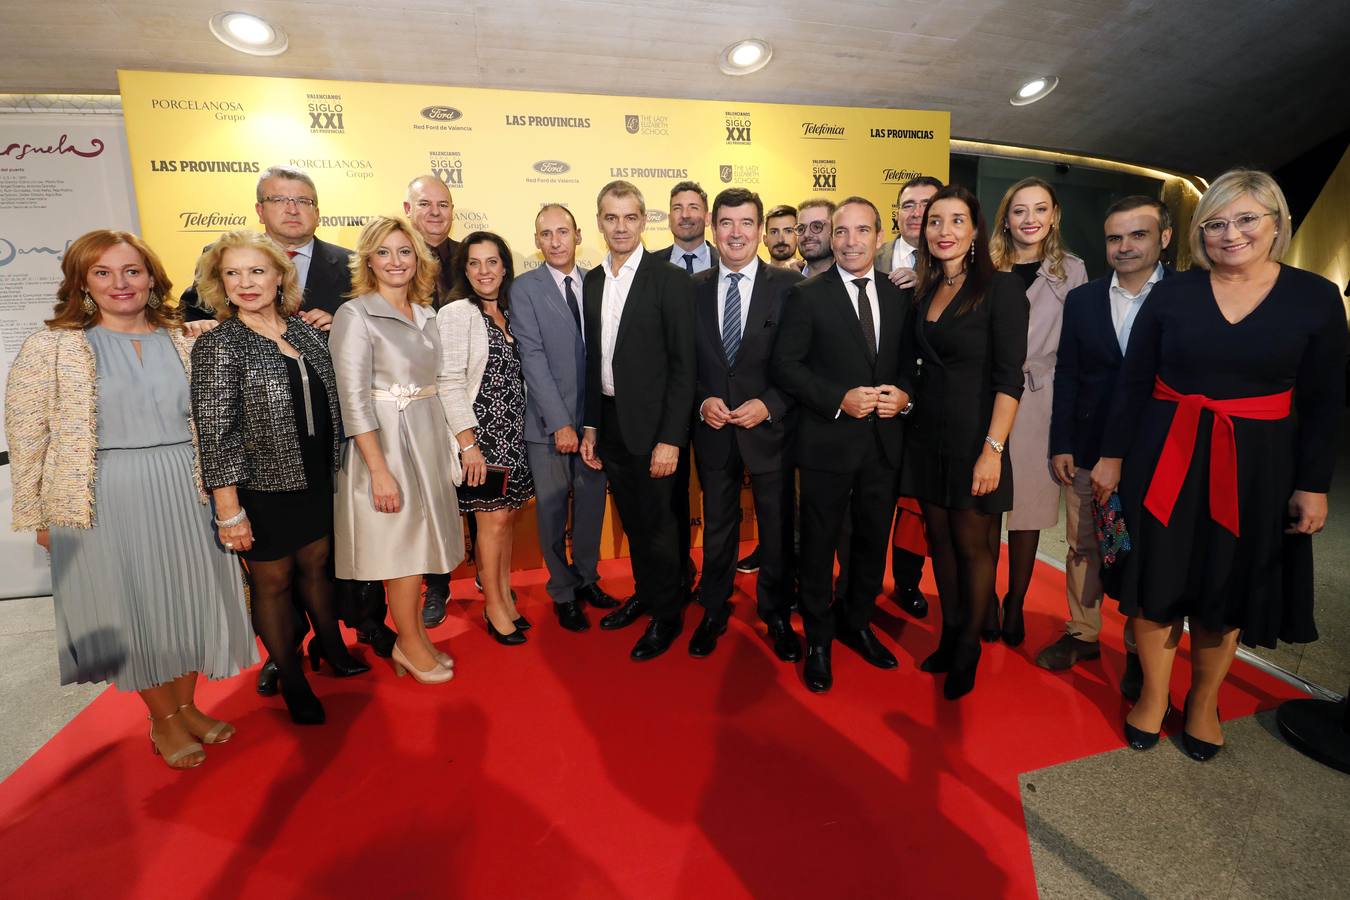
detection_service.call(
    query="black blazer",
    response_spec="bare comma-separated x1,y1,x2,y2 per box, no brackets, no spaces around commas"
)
181,237,354,320
1050,267,1173,469
770,267,911,472
582,248,696,455
906,271,1028,460
652,243,720,270
692,261,801,473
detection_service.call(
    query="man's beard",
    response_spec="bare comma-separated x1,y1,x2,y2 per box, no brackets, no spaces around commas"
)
769,242,794,261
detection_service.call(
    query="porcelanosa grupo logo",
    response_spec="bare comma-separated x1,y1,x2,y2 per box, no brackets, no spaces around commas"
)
307,93,345,134
150,98,246,122
289,157,373,180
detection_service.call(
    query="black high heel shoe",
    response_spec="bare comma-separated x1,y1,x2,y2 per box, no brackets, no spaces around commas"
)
1182,694,1223,762
513,614,532,631
1123,718,1161,751
943,640,982,700
980,600,1001,643
484,610,527,646
920,625,962,674
1000,597,1026,647
307,637,371,677
279,675,326,726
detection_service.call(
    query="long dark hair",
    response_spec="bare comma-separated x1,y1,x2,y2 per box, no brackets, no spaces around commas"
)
913,185,995,315
449,230,515,310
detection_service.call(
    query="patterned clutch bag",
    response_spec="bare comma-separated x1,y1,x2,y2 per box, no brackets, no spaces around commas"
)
1092,492,1132,568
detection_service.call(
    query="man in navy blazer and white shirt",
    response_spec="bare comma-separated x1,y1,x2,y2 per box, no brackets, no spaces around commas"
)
1044,195,1174,697
652,180,720,274
511,204,620,632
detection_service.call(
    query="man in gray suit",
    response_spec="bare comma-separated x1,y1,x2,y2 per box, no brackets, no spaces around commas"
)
512,204,619,630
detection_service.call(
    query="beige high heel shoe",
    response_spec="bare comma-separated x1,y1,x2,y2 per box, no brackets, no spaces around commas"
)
148,711,206,770
391,643,454,684
177,703,236,744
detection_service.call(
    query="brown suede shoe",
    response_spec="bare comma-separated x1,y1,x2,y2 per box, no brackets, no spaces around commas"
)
1035,634,1102,671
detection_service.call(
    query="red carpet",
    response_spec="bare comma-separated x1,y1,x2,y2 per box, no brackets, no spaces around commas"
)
0,549,1304,899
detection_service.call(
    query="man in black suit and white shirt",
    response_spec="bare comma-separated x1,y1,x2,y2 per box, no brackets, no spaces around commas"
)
580,180,696,661
181,165,351,322
1043,196,1173,695
689,188,802,661
771,197,912,692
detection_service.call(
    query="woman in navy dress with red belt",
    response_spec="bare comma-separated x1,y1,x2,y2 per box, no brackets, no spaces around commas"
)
1093,169,1346,760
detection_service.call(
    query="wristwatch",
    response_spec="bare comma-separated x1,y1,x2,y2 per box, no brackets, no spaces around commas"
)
900,401,914,416
984,435,1005,453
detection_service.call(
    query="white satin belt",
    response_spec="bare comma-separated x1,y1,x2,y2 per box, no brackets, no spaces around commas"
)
370,383,436,411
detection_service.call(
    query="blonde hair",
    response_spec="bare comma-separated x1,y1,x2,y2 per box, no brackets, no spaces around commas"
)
46,230,181,330
349,216,439,305
989,177,1072,280
194,230,302,320
1188,168,1291,270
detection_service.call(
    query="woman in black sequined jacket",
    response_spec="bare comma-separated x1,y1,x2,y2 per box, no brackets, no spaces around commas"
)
189,230,368,726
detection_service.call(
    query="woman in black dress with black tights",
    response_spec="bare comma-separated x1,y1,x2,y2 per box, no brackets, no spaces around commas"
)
191,230,369,726
1093,169,1346,760
901,185,1029,699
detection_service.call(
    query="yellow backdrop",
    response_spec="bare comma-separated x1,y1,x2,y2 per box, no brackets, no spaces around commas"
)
118,69,950,571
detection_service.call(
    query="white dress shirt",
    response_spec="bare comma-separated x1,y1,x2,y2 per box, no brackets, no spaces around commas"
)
716,257,758,339
890,237,918,272
546,262,584,340
286,237,315,289
670,240,713,273
600,243,644,396
838,265,880,353
1109,263,1164,352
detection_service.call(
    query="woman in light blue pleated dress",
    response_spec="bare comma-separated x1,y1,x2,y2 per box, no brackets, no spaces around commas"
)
4,231,257,770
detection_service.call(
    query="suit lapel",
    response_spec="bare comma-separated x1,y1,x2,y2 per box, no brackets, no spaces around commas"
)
875,279,902,369
698,273,728,367
740,266,775,358
1093,283,1123,360
614,253,654,352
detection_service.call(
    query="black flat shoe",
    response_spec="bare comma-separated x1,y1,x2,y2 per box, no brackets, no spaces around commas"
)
307,638,371,677
484,610,526,646
631,618,681,661
1000,598,1026,647
576,583,620,610
765,616,802,663
255,658,280,696
688,613,727,658
554,599,590,632
1182,694,1223,762
599,596,647,630
804,643,832,693
280,676,326,726
943,640,982,700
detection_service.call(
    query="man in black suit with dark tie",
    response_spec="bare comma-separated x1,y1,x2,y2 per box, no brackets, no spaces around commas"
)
404,174,461,307
180,165,352,321
689,188,802,661
652,180,720,274
1044,196,1174,697
580,180,696,661
771,197,912,692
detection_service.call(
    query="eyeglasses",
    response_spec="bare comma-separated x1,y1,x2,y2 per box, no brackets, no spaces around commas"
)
898,200,931,213
1199,211,1275,237
261,195,317,209
794,221,828,235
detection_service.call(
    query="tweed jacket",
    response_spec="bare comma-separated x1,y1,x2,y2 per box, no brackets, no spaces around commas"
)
190,315,343,492
5,326,206,530
435,298,491,437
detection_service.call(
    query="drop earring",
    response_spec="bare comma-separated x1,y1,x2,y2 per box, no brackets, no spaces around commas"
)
276,285,284,302
81,291,96,315
146,290,162,309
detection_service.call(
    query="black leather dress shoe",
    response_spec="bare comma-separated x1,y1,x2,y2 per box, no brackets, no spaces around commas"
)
894,586,929,619
576,583,619,609
688,613,727,658
599,596,647,630
631,618,682,661
422,584,449,628
256,658,280,696
355,622,397,658
837,626,899,669
765,617,802,663
736,547,761,573
555,600,590,632
804,643,832,693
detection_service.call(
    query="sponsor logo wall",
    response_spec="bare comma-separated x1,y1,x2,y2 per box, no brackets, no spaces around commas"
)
119,71,949,289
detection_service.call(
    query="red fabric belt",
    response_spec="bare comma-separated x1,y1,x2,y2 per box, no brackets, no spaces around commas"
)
1143,377,1292,538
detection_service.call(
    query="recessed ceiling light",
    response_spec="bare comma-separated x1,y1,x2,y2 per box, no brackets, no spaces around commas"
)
719,39,773,76
1010,75,1059,106
209,12,289,56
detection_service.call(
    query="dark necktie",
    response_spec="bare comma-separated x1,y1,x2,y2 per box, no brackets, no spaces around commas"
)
722,272,743,365
853,278,877,364
563,275,582,332
682,252,696,273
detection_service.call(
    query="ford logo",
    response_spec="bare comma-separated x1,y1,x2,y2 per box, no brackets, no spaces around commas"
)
420,106,463,122
646,210,668,224
532,160,570,175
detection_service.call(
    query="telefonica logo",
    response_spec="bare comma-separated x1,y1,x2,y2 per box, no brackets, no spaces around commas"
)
532,160,571,175
421,106,463,122
802,122,846,139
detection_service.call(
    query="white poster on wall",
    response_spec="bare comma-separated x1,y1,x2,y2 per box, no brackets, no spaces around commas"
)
0,111,138,598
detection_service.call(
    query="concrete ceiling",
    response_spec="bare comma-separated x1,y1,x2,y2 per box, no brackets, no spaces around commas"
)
2,0,1347,177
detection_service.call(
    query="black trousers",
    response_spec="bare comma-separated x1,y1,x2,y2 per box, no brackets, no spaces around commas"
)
697,444,794,625
600,398,684,623
671,443,694,583
835,506,925,598
797,435,899,644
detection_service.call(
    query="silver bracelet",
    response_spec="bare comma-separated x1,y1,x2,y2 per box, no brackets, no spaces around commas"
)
460,440,478,453
214,508,248,528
